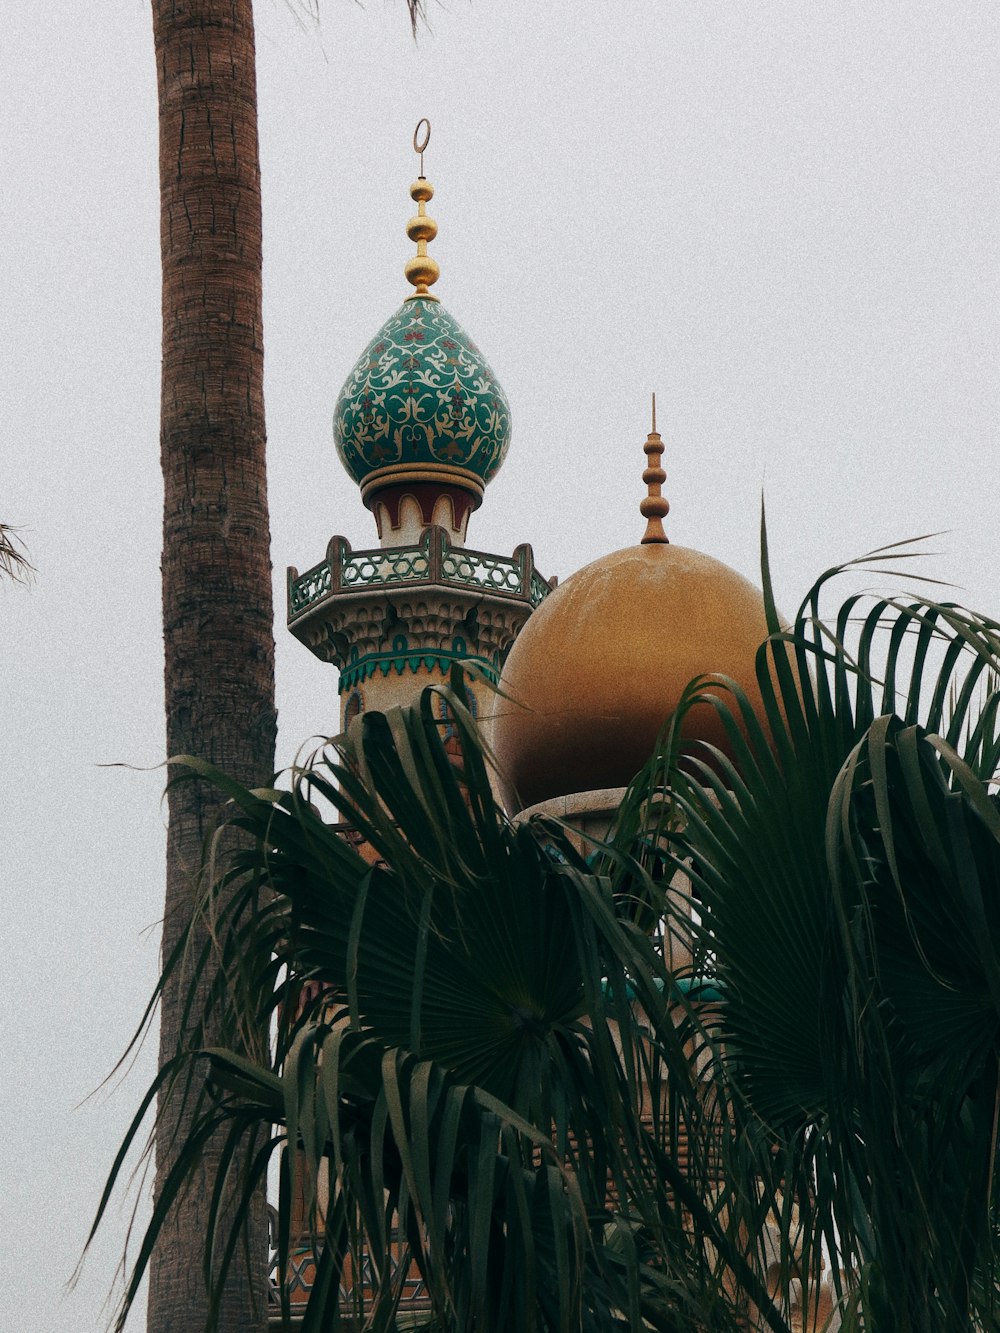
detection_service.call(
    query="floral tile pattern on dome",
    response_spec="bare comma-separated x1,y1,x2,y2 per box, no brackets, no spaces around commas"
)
334,297,511,486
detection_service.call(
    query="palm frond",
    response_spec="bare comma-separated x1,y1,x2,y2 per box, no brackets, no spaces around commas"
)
0,522,33,585
94,678,802,1330
95,527,1000,1331
644,532,1000,1330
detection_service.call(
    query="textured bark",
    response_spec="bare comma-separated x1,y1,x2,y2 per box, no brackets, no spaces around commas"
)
151,2,276,1330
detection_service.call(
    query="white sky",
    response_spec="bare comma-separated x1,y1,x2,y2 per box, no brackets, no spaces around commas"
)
1,2,997,1329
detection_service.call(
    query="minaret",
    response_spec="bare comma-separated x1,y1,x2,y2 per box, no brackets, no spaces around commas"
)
288,122,551,731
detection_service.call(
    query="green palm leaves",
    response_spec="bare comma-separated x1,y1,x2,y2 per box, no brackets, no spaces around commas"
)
93,535,1000,1331
93,689,738,1330
657,535,1000,1331
0,522,33,584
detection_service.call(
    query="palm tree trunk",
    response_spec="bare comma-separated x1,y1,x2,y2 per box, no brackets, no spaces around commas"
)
151,2,276,1330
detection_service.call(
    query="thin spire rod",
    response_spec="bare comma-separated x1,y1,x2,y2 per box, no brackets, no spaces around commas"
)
404,119,440,300
640,397,670,544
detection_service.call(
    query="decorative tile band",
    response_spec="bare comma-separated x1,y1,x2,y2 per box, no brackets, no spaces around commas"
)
337,647,500,694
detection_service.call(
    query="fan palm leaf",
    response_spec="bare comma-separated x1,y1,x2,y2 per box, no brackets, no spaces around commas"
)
94,527,1000,1332
93,681,795,1331
649,533,1000,1331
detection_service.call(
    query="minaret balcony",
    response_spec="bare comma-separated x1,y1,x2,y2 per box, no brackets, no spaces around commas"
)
289,525,550,622
287,526,554,695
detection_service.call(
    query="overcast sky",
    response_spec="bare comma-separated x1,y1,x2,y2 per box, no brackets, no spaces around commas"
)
1,3,997,1329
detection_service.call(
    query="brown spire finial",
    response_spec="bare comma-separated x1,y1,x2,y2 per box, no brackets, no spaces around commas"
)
404,118,440,301
640,393,670,544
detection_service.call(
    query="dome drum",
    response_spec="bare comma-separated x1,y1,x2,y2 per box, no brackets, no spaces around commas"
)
360,469,482,547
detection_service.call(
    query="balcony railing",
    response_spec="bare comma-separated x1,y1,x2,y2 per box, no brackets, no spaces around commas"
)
288,527,551,621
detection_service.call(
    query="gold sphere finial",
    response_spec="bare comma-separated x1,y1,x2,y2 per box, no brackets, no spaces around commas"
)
640,393,670,544
405,118,440,302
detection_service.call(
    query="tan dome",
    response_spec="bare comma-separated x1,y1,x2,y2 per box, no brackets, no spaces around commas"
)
491,542,771,812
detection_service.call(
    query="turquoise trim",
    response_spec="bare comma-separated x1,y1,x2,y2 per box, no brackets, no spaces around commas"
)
338,648,499,694
601,975,724,1004
673,975,724,1003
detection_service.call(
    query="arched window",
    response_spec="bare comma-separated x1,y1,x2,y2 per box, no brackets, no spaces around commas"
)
437,682,477,741
344,690,363,726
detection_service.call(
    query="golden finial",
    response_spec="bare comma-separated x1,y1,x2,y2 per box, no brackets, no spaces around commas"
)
640,393,670,544
404,118,440,302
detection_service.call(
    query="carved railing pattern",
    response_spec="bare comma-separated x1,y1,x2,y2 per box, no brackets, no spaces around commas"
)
289,563,331,611
340,544,431,589
528,569,551,608
289,526,550,620
440,545,524,596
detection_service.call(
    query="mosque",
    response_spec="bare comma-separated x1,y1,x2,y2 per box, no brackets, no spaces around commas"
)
287,123,771,837
280,125,809,1326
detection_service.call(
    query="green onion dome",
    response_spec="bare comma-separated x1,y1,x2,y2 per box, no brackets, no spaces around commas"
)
333,295,512,506
334,136,511,518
